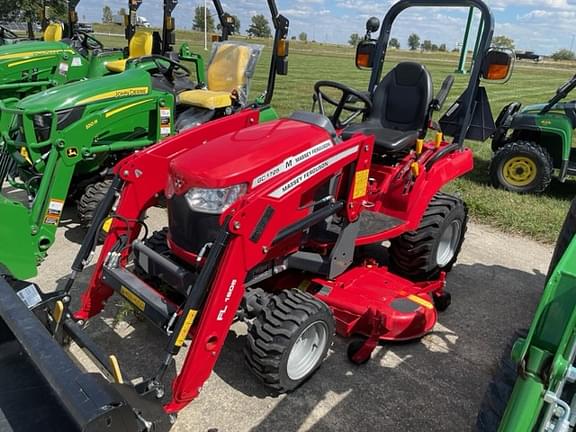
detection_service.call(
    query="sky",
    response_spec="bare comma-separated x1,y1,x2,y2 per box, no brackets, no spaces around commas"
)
77,0,576,55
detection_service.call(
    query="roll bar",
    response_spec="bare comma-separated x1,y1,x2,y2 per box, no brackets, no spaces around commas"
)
368,0,495,147
213,0,234,41
264,0,289,105
125,0,143,41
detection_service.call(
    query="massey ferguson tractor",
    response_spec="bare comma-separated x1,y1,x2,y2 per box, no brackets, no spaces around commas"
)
0,0,512,430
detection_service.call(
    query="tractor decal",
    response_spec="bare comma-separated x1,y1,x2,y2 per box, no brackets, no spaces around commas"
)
0,49,75,61
7,56,55,68
104,99,153,118
252,139,333,188
76,87,150,105
269,145,359,198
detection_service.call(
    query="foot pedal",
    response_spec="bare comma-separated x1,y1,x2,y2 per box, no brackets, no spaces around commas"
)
358,212,404,237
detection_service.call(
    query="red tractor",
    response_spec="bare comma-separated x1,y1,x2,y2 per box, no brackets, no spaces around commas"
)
0,0,513,430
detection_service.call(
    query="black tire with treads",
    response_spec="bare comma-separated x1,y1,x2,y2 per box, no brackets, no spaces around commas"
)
77,179,113,229
389,192,468,281
244,289,334,392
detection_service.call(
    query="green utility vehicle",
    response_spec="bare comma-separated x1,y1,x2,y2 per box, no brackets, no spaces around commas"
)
490,74,576,193
0,0,290,280
477,197,576,430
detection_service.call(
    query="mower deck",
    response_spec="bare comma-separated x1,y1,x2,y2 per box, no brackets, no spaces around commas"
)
314,265,444,341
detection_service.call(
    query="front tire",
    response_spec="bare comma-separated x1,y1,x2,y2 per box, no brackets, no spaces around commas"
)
77,179,113,230
489,141,553,194
244,289,334,392
389,193,468,280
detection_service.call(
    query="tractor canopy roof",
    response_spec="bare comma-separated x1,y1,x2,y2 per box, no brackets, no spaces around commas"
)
16,69,153,112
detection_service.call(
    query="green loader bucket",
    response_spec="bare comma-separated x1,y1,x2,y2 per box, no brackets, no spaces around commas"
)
0,196,37,279
0,276,172,431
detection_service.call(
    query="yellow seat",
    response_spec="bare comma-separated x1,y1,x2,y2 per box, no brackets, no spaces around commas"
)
43,23,63,42
106,31,153,73
179,43,253,109
178,90,232,109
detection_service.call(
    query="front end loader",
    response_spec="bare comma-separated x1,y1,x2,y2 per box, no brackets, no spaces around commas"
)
0,0,511,429
477,198,576,431
0,0,289,279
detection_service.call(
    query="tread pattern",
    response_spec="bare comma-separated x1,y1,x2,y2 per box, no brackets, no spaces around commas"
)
489,140,553,194
244,289,334,392
476,335,522,431
389,193,468,280
77,179,113,227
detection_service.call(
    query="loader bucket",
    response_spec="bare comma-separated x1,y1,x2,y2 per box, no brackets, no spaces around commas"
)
0,196,37,279
0,277,171,431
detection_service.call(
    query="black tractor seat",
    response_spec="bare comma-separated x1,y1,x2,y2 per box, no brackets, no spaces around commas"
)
343,62,433,154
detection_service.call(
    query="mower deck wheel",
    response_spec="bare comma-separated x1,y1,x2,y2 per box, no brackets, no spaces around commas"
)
489,141,553,194
389,193,468,281
244,289,334,392
346,339,371,365
77,179,114,241
432,292,451,312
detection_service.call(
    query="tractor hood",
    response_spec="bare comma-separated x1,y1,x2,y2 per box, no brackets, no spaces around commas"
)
0,41,74,72
169,117,336,192
16,69,153,112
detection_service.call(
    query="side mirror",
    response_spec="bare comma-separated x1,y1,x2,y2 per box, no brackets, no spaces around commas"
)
275,39,289,76
366,17,380,34
356,40,376,70
482,49,514,82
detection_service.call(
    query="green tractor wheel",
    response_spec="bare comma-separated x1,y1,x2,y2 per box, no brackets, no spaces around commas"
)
77,179,114,241
489,141,553,194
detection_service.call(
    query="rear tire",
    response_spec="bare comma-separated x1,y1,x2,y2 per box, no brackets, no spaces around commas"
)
244,289,334,392
389,193,468,280
489,141,553,194
77,179,113,241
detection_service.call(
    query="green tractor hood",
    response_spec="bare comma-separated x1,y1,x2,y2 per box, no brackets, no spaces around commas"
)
16,68,154,112
0,41,77,85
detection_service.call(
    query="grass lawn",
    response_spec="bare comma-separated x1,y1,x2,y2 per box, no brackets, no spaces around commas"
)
93,26,576,242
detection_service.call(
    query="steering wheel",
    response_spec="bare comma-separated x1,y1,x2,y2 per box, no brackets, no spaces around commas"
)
134,55,191,82
74,30,104,51
314,81,372,129
0,25,19,40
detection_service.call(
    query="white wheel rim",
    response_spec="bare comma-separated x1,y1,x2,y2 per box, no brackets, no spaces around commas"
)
286,320,328,381
436,220,462,267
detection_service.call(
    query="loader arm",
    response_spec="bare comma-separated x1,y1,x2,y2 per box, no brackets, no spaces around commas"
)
499,224,576,430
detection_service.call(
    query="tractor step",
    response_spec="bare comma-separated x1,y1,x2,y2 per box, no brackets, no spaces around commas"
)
102,267,179,333
358,211,404,237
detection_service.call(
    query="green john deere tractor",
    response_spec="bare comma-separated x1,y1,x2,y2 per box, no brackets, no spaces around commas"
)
477,197,576,431
490,74,576,194
0,0,159,101
0,0,290,280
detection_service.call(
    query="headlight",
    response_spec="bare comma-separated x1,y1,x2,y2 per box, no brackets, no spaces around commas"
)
32,112,52,142
184,184,247,214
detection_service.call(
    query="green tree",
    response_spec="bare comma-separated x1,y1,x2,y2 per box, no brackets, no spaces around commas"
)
389,37,400,49
192,6,215,32
118,7,127,16
439,43,447,52
299,32,307,42
408,33,420,51
551,49,575,61
422,39,432,51
102,5,113,23
492,35,515,49
231,15,240,33
348,33,361,47
247,14,271,38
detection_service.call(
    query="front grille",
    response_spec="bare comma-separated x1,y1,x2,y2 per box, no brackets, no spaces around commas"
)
0,144,16,186
167,194,221,255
